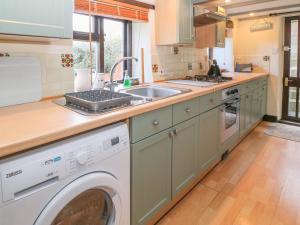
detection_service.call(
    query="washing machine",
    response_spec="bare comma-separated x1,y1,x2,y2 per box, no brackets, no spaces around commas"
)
0,122,130,225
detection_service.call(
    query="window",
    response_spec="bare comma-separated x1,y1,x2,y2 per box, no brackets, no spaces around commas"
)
73,13,132,81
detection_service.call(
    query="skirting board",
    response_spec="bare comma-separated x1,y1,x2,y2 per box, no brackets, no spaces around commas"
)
263,115,278,122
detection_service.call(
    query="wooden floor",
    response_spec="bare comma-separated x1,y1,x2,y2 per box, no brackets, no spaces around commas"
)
157,122,300,225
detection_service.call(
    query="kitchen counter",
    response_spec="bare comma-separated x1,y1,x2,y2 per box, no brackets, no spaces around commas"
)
0,72,268,159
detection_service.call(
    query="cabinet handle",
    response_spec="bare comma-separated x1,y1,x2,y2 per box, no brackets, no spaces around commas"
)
152,120,159,126
174,129,178,135
210,98,214,103
185,107,191,113
169,131,175,138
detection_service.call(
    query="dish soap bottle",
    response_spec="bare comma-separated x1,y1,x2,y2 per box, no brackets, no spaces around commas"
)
123,70,132,88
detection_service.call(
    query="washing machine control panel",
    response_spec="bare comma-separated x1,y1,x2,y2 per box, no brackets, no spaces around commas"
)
65,131,128,175
0,123,129,204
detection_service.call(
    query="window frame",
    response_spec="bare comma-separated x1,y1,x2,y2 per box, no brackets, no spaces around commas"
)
73,14,133,80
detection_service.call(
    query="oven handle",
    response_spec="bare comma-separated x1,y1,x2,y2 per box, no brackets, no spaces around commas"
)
223,98,240,106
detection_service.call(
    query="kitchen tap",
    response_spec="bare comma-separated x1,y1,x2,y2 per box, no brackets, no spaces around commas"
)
107,57,138,91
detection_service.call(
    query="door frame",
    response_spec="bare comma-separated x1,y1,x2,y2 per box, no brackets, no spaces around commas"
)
282,16,300,122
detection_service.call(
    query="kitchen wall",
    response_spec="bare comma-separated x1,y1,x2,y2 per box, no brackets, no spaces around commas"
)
0,39,74,98
132,10,207,83
233,16,283,118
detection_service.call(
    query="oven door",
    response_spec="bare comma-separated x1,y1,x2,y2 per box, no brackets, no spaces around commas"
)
220,97,240,143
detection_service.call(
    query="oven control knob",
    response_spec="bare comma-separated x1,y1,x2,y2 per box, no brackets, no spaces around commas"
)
234,89,239,93
230,90,235,94
226,91,231,95
76,152,88,165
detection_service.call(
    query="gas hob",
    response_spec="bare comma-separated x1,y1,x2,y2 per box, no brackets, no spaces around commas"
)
167,75,233,87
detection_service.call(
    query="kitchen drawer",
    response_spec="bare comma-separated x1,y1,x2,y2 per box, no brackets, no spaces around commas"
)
173,98,200,125
199,91,221,114
130,106,173,143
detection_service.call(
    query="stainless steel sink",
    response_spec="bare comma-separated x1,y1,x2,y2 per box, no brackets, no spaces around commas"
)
121,85,191,101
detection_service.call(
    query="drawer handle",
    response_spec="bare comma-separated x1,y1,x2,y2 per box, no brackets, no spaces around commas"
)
152,120,159,126
174,129,178,135
185,107,191,113
169,131,175,137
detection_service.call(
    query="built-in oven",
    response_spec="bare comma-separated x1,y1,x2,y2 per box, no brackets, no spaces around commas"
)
220,87,240,143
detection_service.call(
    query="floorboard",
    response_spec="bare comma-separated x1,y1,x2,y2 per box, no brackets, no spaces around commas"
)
156,122,300,225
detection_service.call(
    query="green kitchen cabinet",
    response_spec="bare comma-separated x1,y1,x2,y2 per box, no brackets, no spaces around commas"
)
155,0,194,45
251,88,262,124
245,92,253,132
198,107,220,173
178,0,194,44
172,117,198,197
130,106,173,143
131,129,172,225
239,94,247,137
0,0,73,39
261,85,267,117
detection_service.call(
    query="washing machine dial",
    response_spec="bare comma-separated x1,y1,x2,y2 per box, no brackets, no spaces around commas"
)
76,151,88,165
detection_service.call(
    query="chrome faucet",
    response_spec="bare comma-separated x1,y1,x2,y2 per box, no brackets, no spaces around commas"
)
107,57,138,91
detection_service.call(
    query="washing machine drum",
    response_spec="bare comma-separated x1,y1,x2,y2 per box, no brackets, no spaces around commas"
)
34,173,123,225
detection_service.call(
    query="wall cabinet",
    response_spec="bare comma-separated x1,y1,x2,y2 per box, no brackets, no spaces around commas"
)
131,129,172,225
198,107,220,173
195,21,226,48
0,0,73,39
155,0,194,45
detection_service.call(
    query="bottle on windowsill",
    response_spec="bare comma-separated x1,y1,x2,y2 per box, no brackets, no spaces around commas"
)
123,70,132,88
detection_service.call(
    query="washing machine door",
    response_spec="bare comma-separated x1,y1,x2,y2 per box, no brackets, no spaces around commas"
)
34,172,124,225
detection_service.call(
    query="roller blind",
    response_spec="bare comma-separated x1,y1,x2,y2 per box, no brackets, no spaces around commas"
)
75,0,149,22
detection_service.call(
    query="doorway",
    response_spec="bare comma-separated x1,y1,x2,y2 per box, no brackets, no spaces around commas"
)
282,16,300,122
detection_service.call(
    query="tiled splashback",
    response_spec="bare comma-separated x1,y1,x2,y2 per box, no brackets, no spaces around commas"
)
0,40,74,98
151,46,208,81
235,55,271,73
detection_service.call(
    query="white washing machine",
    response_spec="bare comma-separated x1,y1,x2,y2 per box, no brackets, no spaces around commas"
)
0,122,130,225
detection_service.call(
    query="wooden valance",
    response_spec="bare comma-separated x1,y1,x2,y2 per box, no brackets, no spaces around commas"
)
75,0,150,22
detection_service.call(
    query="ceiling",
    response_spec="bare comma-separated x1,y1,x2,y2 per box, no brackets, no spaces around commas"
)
194,0,300,17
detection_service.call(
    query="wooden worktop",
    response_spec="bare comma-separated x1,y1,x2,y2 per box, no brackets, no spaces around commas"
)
0,72,268,159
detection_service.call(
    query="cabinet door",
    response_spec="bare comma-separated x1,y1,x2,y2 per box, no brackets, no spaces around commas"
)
239,94,247,137
261,85,267,117
245,93,252,131
0,0,73,38
251,89,260,124
216,21,226,48
131,129,172,225
172,117,198,197
198,107,220,172
178,0,194,44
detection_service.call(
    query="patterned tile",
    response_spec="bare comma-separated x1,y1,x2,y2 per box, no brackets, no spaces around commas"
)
61,54,73,68
152,64,159,73
0,53,10,57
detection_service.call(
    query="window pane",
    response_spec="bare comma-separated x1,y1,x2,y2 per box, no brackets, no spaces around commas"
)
73,13,94,33
290,20,298,78
73,41,98,71
288,87,297,117
104,19,124,81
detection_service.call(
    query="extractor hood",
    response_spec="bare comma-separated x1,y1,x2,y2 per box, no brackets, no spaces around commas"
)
194,6,227,27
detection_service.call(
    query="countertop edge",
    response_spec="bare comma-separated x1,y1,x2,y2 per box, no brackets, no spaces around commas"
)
0,73,269,159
